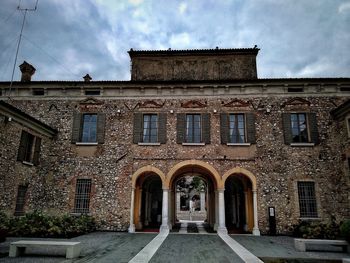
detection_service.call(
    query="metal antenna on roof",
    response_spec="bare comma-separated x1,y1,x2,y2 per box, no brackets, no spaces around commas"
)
8,0,39,98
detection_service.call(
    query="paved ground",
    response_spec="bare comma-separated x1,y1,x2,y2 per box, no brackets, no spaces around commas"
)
150,234,244,263
0,232,349,263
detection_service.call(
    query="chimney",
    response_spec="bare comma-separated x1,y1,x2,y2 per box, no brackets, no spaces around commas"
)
19,61,36,82
83,74,92,82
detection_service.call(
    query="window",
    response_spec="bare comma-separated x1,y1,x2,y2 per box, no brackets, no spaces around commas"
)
176,113,210,144
17,130,41,165
297,182,318,218
85,90,100,96
73,179,92,214
14,185,28,216
282,112,319,145
291,113,308,143
81,114,97,142
133,113,167,144
220,113,256,144
186,114,201,143
143,114,158,143
32,89,45,96
229,114,245,143
71,112,105,144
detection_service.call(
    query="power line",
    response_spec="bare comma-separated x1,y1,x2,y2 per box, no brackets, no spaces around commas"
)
22,34,81,79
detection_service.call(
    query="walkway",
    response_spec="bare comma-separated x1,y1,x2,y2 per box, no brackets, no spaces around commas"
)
0,232,349,262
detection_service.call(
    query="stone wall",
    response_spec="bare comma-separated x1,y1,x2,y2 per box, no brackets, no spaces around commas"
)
0,94,349,234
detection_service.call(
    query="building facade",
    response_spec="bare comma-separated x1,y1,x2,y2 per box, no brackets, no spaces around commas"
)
0,48,349,235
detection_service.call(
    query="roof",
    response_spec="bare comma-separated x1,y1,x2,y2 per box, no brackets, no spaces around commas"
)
331,100,350,120
128,47,260,57
0,78,349,86
0,100,57,138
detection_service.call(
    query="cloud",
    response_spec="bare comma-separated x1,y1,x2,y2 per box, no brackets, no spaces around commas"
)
338,2,350,13
129,0,143,6
179,2,187,14
169,32,191,48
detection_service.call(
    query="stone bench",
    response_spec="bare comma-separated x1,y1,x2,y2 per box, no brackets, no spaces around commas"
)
294,238,349,252
9,240,81,259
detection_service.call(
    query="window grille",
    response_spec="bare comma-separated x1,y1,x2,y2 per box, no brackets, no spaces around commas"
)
14,185,28,216
297,182,318,218
74,179,92,214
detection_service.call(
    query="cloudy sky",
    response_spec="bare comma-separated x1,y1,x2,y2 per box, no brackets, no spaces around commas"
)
0,0,349,81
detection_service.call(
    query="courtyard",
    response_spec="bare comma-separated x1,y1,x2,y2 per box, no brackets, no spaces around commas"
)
0,224,349,263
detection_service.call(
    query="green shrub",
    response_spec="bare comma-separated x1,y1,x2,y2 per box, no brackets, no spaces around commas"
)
292,219,340,239
0,212,9,242
5,211,96,238
340,220,350,242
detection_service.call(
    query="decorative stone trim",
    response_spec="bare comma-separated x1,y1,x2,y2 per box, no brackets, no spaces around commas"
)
22,161,34,166
182,142,205,146
226,143,251,146
290,143,315,147
75,142,98,146
137,142,161,146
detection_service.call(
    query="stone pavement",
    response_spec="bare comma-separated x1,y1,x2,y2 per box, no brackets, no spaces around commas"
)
0,232,349,263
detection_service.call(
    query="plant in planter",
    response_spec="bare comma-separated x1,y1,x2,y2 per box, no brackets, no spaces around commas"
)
340,220,350,242
0,212,9,242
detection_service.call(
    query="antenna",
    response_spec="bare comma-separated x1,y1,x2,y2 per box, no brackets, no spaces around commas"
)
8,0,39,98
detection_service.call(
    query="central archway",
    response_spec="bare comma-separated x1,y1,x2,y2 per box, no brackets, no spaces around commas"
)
165,160,223,231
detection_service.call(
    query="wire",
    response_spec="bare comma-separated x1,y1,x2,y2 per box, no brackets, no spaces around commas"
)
0,8,17,25
22,34,81,79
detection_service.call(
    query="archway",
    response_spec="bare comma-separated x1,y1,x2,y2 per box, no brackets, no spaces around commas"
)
222,167,260,235
165,160,223,232
129,166,165,233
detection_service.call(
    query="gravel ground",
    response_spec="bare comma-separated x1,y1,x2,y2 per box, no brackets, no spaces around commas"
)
150,234,244,263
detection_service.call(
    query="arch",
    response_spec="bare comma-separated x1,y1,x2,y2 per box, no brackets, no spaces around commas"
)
222,167,257,191
131,165,166,188
165,160,223,189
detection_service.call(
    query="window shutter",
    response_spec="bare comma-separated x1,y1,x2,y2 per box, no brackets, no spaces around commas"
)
308,113,319,144
282,113,292,145
33,137,41,165
97,113,106,144
158,113,167,144
71,112,82,143
220,113,229,144
176,113,186,144
202,113,211,144
17,131,28,161
246,113,256,144
133,113,142,143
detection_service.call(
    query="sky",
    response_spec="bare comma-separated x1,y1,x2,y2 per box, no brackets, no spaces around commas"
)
0,0,349,81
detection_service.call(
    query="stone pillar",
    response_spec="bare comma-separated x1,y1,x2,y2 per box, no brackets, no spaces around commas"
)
168,189,173,229
176,191,181,212
128,188,135,233
144,191,149,226
252,190,260,236
136,189,143,229
160,188,169,233
236,193,240,228
200,190,205,211
244,191,248,231
217,189,227,234
214,190,219,230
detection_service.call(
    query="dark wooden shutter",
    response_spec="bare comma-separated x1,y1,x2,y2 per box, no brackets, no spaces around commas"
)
176,113,186,144
33,137,41,165
282,113,292,145
158,113,167,144
246,113,256,144
97,113,106,143
133,113,142,143
308,113,319,144
71,112,82,143
17,131,28,161
202,113,211,144
220,113,229,144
